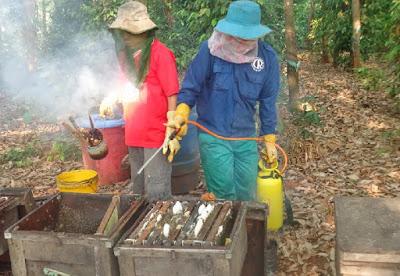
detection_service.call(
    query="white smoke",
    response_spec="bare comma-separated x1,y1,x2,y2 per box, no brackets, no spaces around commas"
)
0,1,121,120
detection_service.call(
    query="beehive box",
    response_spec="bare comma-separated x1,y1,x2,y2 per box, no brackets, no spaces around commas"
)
5,192,146,276
241,201,267,276
114,200,249,276
0,188,35,256
335,197,400,276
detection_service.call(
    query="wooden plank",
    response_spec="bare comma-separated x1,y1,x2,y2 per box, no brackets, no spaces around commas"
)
127,202,162,241
109,199,144,242
26,260,94,276
136,202,171,244
22,240,94,265
206,202,232,243
340,263,400,275
94,245,119,276
118,255,136,276
96,195,120,235
335,197,400,263
197,204,223,241
8,238,27,276
176,202,201,245
166,202,196,245
241,202,267,276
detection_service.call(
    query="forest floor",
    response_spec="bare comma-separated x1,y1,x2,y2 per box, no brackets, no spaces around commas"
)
0,52,399,275
276,53,400,275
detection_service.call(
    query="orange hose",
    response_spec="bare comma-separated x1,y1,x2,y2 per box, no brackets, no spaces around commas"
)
187,120,288,174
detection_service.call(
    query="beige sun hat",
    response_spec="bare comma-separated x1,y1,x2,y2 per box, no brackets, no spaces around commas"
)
109,1,157,34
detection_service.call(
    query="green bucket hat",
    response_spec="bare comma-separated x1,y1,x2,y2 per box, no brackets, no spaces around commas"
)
215,0,271,40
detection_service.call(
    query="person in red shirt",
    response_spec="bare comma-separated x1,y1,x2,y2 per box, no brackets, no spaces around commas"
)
109,1,180,200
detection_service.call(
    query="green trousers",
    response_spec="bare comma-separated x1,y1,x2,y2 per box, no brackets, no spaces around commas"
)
199,133,259,201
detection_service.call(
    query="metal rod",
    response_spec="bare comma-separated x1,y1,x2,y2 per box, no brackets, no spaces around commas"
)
134,129,179,178
136,146,163,176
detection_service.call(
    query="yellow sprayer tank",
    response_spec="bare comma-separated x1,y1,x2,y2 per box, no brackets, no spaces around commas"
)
257,160,284,231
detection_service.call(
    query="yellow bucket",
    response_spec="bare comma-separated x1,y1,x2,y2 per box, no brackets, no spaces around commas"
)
56,170,98,194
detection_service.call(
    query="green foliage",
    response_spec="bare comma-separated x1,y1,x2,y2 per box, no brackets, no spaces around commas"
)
291,95,322,138
79,0,288,70
0,142,41,167
311,0,352,66
294,0,313,49
355,67,385,91
361,0,393,57
294,110,322,127
382,129,400,140
47,140,81,162
385,0,400,99
81,0,125,31
45,0,90,54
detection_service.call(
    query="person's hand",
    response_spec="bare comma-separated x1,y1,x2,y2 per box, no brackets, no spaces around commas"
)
262,134,277,163
163,111,181,162
166,103,191,137
99,100,114,118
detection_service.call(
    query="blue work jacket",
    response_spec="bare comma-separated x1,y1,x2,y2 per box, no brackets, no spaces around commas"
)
178,40,280,137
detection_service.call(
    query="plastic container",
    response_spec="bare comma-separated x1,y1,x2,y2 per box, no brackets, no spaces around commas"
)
256,160,284,231
56,169,98,193
171,112,200,194
77,115,130,185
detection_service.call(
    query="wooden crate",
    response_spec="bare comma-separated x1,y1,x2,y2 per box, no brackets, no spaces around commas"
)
0,188,35,256
5,193,146,276
114,201,250,276
335,197,400,276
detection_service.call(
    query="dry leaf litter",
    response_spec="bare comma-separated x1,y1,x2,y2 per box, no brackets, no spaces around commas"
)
0,53,399,275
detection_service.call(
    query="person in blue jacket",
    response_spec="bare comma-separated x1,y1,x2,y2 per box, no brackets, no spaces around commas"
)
164,0,280,200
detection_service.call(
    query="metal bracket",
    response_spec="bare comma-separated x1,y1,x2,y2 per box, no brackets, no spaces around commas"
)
43,268,71,276
287,59,301,71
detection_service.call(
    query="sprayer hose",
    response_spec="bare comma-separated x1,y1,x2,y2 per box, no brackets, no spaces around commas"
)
187,120,288,173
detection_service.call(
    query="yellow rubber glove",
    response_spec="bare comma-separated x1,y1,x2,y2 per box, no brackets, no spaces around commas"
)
163,111,181,162
99,100,114,118
263,134,278,163
168,103,191,138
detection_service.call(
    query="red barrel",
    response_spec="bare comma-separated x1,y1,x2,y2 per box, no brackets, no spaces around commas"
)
78,115,130,185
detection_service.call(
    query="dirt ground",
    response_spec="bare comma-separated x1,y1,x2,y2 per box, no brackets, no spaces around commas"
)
275,53,400,275
0,53,399,275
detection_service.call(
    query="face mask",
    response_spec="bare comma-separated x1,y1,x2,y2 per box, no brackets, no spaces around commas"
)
122,31,148,50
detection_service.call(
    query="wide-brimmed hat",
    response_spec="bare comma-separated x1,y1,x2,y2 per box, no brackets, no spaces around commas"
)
215,0,271,40
109,1,157,34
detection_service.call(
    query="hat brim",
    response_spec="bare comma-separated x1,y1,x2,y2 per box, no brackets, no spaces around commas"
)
109,18,157,34
215,19,272,40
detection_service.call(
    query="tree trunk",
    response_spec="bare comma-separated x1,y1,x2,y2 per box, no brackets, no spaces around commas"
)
306,0,315,49
42,0,47,38
22,0,38,71
351,0,361,67
321,35,329,63
284,0,300,110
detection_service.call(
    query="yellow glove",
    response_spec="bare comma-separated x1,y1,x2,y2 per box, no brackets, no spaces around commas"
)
163,111,181,162
99,101,114,118
263,134,278,163
167,103,191,138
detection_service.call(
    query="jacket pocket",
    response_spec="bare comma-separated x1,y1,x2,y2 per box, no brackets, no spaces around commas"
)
212,62,233,91
239,71,264,100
